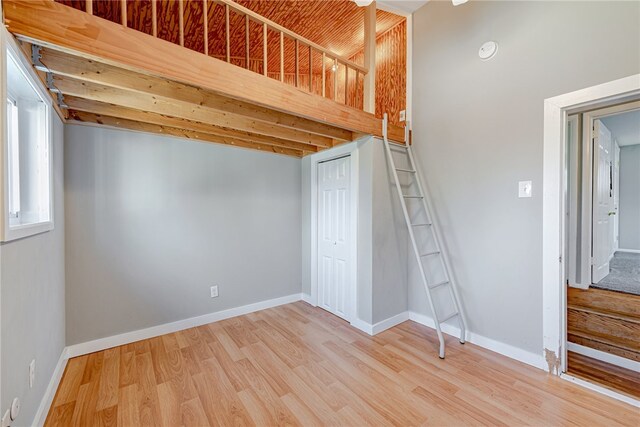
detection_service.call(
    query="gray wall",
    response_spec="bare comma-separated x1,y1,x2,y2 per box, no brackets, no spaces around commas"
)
411,1,640,353
65,125,302,345
620,144,640,250
1,116,65,426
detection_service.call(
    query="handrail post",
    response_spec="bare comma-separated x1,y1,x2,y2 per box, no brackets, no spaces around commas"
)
86,0,93,15
363,1,376,113
321,52,326,97
121,0,127,26
151,0,157,37
333,59,337,101
178,0,184,46
308,46,312,93
344,66,349,106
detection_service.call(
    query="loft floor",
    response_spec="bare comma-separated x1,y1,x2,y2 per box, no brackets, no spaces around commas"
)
4,0,406,158
45,302,637,426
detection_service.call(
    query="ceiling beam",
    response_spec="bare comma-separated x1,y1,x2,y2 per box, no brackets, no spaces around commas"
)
38,48,353,142
67,111,303,157
54,76,332,148
4,0,407,142
64,96,319,153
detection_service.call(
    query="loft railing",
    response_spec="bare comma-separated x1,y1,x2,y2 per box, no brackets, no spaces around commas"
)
77,0,368,109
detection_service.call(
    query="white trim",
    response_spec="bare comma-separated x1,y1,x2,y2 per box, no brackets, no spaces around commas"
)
309,140,362,324
561,373,640,408
618,248,640,254
350,318,374,335
32,350,68,427
568,342,640,372
66,293,302,358
372,312,410,334
542,74,640,375
1,29,55,242
408,311,548,371
301,293,313,305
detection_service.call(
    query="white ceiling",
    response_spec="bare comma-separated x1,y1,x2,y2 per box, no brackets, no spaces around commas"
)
601,109,640,147
377,0,430,15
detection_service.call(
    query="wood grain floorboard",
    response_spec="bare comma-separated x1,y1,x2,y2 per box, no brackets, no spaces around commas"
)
46,302,639,426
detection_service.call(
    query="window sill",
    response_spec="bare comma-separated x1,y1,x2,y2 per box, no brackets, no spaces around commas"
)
2,220,54,242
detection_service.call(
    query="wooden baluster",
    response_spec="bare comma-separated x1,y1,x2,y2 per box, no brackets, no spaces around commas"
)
225,4,230,62
321,52,326,98
121,0,127,26
263,23,268,76
294,39,299,88
279,32,284,82
356,70,360,108
203,0,209,56
152,0,157,37
309,46,312,93
363,1,376,113
179,0,184,47
245,15,250,69
333,58,337,101
345,65,349,106
86,0,93,15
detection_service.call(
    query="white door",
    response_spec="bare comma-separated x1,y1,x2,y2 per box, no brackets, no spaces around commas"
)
317,156,351,320
613,141,620,251
592,120,614,283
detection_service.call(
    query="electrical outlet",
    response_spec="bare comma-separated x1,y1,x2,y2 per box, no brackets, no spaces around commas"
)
210,285,219,298
29,360,35,389
399,110,406,122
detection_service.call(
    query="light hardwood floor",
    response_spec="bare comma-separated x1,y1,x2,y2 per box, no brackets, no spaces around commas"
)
46,302,638,426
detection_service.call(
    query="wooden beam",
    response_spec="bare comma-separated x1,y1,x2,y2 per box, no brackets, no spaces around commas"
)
363,1,376,114
64,96,319,153
67,111,302,157
4,0,405,141
203,0,208,56
54,76,333,147
39,49,351,141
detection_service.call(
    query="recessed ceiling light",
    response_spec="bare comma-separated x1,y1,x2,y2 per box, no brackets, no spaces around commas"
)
478,41,498,60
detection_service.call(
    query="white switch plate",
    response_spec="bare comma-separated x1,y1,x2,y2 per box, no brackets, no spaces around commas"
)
518,181,532,198
399,110,406,122
210,285,219,298
29,360,35,389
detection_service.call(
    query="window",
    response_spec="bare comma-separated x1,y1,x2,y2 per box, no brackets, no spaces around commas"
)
2,41,53,241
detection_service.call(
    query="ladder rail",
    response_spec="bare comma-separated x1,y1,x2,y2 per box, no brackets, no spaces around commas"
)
382,115,447,358
405,144,468,341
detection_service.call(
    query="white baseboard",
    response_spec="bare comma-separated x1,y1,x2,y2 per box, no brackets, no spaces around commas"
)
350,311,410,335
66,293,302,358
618,248,640,254
568,342,640,372
561,373,640,408
301,293,314,305
32,350,68,427
407,311,548,371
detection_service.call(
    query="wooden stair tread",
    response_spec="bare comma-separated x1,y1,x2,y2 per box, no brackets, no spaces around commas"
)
568,329,640,353
568,287,640,318
567,304,640,324
567,351,640,400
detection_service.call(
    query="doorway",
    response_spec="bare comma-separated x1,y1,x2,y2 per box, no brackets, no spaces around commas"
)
317,155,352,320
560,97,640,402
542,74,640,405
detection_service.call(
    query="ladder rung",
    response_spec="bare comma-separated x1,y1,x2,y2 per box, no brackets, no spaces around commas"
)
403,195,423,199
439,312,459,323
411,223,432,227
420,251,440,257
428,280,449,290
388,141,408,149
395,168,416,173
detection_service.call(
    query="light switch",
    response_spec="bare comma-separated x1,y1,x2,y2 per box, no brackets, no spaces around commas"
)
518,181,532,198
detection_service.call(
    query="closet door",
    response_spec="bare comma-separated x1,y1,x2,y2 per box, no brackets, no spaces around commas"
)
317,156,351,320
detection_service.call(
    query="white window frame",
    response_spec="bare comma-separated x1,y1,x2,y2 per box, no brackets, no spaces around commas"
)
0,29,54,241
